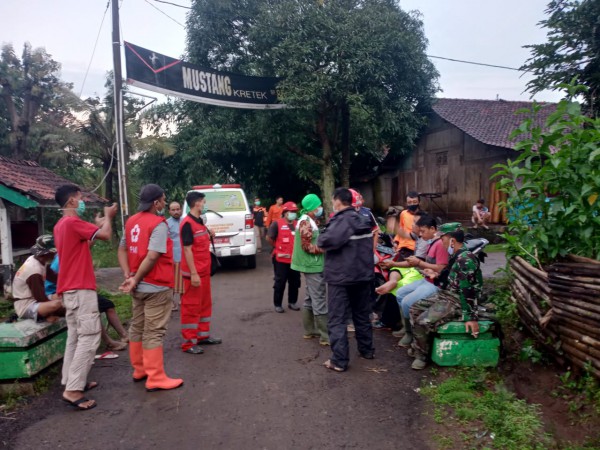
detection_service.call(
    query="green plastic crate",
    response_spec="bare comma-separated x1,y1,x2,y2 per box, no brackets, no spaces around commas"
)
431,320,500,367
0,319,67,380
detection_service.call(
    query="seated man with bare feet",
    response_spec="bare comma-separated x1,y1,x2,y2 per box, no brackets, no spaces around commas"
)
11,235,65,323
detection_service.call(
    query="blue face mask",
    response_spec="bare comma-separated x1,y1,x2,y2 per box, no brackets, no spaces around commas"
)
447,239,455,255
315,207,323,218
287,212,297,221
76,200,86,216
202,205,209,214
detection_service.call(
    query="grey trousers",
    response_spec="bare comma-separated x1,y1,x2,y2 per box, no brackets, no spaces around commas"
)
61,290,101,391
302,272,327,315
327,282,374,369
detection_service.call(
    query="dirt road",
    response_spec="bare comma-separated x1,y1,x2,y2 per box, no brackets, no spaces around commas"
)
5,251,431,450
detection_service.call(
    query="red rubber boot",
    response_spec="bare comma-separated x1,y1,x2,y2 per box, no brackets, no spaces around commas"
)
143,346,184,392
129,341,147,382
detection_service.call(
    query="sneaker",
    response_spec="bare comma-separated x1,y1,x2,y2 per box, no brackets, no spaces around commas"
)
288,303,300,311
275,306,285,313
411,358,427,370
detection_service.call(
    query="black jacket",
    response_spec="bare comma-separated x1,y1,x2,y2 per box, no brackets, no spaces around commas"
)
317,207,374,285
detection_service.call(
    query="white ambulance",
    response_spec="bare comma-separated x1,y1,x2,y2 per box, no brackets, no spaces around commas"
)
183,184,257,268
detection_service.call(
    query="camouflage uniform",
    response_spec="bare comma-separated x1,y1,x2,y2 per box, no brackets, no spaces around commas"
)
409,246,482,360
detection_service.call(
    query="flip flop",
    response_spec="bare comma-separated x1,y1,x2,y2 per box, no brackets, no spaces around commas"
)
94,351,119,360
84,381,98,392
62,397,97,411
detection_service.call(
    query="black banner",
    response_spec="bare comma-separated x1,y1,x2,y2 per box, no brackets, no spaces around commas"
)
124,42,284,109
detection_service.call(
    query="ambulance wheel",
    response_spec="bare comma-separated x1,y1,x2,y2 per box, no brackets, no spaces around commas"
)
247,255,257,269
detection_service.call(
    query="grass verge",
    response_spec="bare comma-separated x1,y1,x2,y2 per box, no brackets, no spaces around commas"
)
91,240,120,269
422,367,551,449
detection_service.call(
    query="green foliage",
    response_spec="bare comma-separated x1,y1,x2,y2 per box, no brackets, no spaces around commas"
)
522,0,600,116
421,368,551,449
486,276,519,331
520,338,547,365
91,240,119,269
555,365,600,421
493,84,600,264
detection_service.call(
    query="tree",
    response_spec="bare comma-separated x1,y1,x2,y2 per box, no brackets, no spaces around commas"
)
522,0,600,116
182,0,438,205
0,43,79,159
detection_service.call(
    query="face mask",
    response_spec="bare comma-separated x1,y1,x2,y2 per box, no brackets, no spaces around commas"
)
447,239,455,255
202,205,209,214
255,201,261,206
287,212,297,221
315,207,323,218
76,200,86,216
426,238,434,244
407,204,418,212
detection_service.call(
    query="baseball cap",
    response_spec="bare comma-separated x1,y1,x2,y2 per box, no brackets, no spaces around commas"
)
282,201,299,212
138,184,165,212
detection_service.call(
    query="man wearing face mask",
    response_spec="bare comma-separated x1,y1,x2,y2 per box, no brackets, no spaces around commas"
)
408,224,483,370
291,194,328,345
267,201,301,313
119,184,184,390
178,191,222,353
394,191,422,259
252,197,267,253
54,184,117,410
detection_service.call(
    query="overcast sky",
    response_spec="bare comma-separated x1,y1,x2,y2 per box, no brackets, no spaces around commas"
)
1,0,562,103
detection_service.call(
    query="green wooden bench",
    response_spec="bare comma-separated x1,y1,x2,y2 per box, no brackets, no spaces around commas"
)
0,319,67,380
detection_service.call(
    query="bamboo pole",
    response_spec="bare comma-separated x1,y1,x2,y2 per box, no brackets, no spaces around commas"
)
556,316,600,341
558,326,600,351
511,281,542,321
510,260,551,295
553,305,600,329
561,336,600,361
514,256,548,281
552,296,600,314
561,350,600,378
552,299,600,321
549,273,600,286
561,342,600,372
566,254,600,265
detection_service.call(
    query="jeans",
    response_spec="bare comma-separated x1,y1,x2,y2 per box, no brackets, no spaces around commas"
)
395,278,439,318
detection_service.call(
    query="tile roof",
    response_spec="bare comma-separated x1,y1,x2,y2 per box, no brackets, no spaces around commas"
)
0,156,106,207
432,98,557,149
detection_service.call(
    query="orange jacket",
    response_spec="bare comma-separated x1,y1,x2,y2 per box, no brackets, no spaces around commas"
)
265,204,284,227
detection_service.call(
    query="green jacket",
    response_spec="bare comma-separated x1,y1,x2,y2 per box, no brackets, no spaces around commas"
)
291,214,324,273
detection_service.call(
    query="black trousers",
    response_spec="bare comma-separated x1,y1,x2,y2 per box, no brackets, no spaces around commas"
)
273,260,301,307
328,282,374,369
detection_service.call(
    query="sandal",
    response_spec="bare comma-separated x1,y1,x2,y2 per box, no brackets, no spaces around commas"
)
323,359,345,372
62,397,97,411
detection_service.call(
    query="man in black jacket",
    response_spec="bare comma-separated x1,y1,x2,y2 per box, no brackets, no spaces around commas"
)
317,187,375,372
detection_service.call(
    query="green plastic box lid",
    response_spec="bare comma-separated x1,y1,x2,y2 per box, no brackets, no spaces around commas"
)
436,320,494,335
0,319,67,348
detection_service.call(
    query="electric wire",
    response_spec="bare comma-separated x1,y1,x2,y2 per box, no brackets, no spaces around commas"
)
144,0,185,27
90,142,117,194
151,0,191,9
79,1,110,97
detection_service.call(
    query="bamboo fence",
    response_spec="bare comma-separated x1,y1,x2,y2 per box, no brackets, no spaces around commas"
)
509,254,600,377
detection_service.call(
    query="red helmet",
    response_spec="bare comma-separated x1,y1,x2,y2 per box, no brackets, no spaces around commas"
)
282,201,298,212
349,189,363,208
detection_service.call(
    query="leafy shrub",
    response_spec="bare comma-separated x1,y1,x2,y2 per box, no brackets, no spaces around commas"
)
493,83,600,264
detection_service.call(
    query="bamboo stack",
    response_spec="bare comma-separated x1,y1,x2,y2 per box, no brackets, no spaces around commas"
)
547,255,600,377
508,256,558,355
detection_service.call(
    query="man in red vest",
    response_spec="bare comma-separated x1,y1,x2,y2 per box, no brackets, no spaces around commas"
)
179,191,222,354
267,201,301,313
118,184,183,392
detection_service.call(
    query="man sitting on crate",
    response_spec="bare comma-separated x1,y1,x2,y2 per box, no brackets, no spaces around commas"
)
408,223,483,370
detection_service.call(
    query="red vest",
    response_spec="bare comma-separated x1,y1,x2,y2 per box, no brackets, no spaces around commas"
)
274,218,297,264
125,212,174,287
180,215,211,277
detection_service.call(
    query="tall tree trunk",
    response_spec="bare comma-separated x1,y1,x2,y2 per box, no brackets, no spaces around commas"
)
340,100,351,187
318,112,335,214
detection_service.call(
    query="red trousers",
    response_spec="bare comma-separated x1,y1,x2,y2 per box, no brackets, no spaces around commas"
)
181,276,212,351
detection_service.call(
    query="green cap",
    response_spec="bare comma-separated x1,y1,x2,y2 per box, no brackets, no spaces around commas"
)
438,222,462,236
301,193,322,212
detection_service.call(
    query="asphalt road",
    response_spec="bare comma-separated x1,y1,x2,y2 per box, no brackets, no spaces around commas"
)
6,250,432,450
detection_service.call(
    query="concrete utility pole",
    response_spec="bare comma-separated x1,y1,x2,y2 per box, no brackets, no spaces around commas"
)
112,0,129,232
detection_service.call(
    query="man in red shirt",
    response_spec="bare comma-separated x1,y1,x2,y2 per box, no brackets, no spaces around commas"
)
179,191,222,354
118,184,184,391
53,184,117,411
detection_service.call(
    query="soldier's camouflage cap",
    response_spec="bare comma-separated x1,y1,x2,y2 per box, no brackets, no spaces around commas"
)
438,222,462,236
31,234,56,257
